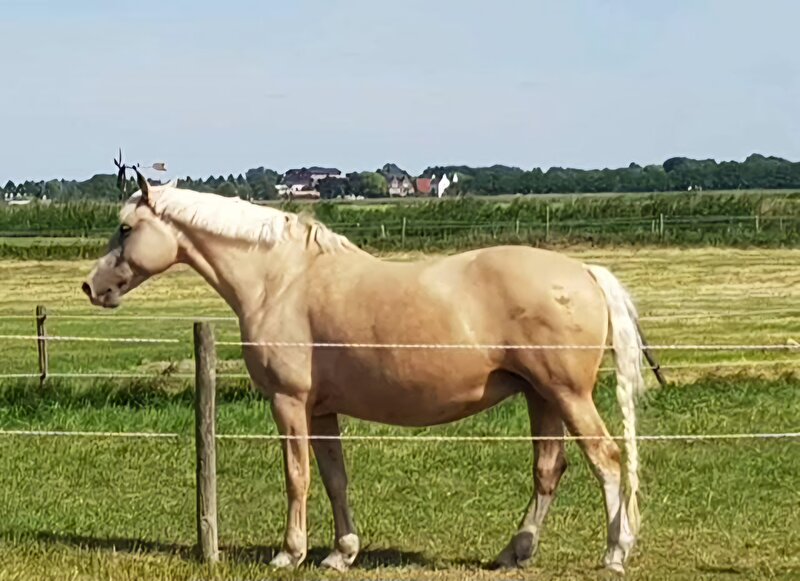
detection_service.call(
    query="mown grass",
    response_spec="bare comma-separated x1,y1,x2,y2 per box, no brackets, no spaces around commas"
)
0,379,798,580
1,247,798,381
0,246,798,580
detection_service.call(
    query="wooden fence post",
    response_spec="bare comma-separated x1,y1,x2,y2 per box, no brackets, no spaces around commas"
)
401,217,407,247
35,305,48,388
659,213,665,239
194,322,219,564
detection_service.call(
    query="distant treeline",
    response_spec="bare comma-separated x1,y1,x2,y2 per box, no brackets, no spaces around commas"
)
3,154,800,202
425,154,800,196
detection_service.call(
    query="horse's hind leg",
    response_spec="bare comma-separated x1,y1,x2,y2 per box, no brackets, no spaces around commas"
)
311,414,360,571
555,392,636,573
493,391,567,568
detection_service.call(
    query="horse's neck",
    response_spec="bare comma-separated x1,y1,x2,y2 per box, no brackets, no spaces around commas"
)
183,233,309,317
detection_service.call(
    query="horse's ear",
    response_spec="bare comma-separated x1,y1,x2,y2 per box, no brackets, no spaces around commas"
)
134,167,150,204
167,179,178,188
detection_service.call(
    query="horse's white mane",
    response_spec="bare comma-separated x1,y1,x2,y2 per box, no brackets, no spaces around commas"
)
120,185,360,254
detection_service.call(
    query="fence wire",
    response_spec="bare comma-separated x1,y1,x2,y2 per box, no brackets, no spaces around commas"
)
1,333,799,352
0,428,797,443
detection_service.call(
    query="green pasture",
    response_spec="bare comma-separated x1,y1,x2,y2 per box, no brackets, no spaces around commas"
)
0,247,798,580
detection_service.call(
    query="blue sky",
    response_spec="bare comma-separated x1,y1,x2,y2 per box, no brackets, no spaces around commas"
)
1,0,798,182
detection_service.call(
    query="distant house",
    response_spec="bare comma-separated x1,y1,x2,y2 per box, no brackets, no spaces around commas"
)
414,177,432,196
378,163,414,197
281,167,342,192
4,191,32,205
430,173,452,198
307,166,342,185
387,175,414,197
278,166,341,199
431,172,458,198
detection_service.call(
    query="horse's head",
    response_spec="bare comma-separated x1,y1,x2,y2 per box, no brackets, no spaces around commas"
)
82,170,180,308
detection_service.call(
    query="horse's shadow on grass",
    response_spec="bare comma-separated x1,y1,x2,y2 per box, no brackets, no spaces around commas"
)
21,531,457,570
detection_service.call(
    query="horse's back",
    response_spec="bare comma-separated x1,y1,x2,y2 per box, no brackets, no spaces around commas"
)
307,244,605,343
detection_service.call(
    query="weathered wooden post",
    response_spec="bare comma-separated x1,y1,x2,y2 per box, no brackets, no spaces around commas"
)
194,322,219,564
35,305,48,388
659,213,665,240
401,217,407,247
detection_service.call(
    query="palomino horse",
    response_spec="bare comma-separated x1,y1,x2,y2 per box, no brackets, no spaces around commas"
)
83,173,664,573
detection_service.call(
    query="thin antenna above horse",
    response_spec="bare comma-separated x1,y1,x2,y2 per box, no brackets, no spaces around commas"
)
113,148,168,201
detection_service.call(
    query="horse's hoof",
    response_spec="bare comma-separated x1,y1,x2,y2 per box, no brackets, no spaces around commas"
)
270,550,301,569
320,535,359,572
604,542,630,575
490,547,522,569
320,551,350,572
491,530,536,569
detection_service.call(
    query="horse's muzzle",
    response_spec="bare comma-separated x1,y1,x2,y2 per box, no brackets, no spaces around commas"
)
81,281,120,309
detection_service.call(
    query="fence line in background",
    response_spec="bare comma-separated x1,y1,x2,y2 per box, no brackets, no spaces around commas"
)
2,213,799,239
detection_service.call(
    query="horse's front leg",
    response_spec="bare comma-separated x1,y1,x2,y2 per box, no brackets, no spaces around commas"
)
312,413,360,571
269,392,311,568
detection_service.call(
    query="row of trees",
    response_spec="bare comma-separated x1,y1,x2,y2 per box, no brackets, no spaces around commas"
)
1,167,283,203
3,154,799,202
422,155,800,195
0,166,392,202
316,172,389,199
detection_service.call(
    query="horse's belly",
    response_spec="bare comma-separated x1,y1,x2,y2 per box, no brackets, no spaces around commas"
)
312,367,522,427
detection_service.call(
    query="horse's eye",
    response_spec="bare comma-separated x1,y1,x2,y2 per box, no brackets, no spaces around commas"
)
120,224,132,235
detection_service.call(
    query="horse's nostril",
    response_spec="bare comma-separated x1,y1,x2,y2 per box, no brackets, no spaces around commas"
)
81,282,93,298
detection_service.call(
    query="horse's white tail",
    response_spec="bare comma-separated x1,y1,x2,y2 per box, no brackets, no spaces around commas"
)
584,264,645,536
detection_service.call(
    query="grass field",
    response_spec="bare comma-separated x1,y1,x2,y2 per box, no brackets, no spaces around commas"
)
0,247,798,580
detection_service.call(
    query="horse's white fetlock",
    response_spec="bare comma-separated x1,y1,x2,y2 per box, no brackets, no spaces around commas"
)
270,550,304,569
321,534,359,571
604,540,633,575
